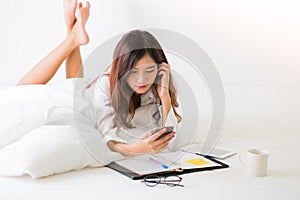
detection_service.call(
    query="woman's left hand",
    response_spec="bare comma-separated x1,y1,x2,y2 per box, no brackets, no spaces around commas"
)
156,62,171,101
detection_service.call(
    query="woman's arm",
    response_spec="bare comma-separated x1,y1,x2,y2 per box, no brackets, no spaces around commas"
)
160,96,172,126
156,62,181,150
156,62,172,125
107,128,175,157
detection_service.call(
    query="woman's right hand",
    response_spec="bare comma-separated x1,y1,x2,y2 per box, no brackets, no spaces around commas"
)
129,128,175,155
107,128,175,157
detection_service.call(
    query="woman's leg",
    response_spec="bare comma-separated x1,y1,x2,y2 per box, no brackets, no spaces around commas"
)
64,0,90,78
17,2,90,86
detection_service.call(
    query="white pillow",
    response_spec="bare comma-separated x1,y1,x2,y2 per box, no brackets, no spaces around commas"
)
0,78,90,148
0,124,123,179
0,84,52,148
0,78,124,178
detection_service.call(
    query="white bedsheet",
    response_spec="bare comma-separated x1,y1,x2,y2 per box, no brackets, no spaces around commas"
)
0,78,124,179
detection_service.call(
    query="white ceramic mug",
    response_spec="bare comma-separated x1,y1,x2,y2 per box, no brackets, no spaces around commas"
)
246,148,269,177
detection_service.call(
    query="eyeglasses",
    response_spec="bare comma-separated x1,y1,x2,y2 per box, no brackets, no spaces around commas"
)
141,175,184,187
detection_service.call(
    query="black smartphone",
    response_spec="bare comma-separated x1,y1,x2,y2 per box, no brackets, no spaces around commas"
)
152,126,174,141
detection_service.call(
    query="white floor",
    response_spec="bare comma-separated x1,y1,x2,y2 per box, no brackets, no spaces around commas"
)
0,119,299,200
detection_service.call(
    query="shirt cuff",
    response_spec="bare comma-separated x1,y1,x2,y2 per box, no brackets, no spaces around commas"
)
103,131,128,144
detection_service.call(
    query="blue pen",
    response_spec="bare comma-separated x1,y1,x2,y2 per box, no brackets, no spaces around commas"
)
149,157,169,169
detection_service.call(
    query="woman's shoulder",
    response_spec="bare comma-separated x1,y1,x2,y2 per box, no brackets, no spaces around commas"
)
94,70,111,98
96,72,109,87
95,67,111,84
102,65,111,76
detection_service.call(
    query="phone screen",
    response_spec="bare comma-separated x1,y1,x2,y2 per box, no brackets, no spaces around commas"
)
152,126,174,141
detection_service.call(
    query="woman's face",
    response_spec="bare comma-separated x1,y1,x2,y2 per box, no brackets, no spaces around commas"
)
126,53,158,94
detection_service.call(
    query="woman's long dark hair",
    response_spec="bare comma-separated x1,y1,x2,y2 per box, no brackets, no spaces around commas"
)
109,29,181,128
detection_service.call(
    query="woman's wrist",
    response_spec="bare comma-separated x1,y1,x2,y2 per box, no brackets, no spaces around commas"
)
160,94,171,105
161,96,171,112
108,141,134,157
161,96,171,126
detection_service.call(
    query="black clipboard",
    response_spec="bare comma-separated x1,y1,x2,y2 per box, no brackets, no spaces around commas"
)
106,152,229,180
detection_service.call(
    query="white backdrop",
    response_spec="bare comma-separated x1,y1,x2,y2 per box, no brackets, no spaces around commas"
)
1,0,299,144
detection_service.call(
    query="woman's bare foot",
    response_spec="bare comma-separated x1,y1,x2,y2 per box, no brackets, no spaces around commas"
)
70,2,90,46
63,0,77,32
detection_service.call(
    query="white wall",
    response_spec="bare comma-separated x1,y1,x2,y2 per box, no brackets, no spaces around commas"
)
128,0,300,142
1,0,299,145
0,0,136,87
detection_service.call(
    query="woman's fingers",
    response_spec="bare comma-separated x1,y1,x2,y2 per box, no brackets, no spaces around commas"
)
155,131,174,145
149,128,167,141
154,134,174,152
140,128,175,153
157,63,170,88
152,131,175,153
159,62,170,68
141,130,154,140
158,65,169,74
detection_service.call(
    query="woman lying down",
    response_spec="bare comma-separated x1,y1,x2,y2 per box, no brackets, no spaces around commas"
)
0,0,182,179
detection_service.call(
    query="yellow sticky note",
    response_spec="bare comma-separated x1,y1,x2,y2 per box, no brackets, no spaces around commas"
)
185,158,210,166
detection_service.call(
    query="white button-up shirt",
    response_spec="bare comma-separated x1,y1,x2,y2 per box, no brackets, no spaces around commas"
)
93,72,181,151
